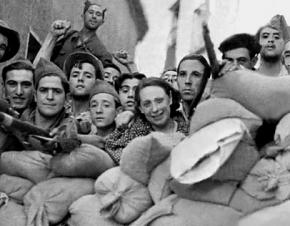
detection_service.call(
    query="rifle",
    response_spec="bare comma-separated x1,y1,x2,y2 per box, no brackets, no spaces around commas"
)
202,22,220,79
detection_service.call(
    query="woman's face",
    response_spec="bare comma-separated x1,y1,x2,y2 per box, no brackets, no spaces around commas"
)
139,85,172,130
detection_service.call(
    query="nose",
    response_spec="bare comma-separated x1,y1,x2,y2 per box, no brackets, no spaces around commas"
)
96,104,103,113
77,73,84,81
128,88,134,98
185,74,192,84
47,89,54,100
152,102,158,112
16,84,23,96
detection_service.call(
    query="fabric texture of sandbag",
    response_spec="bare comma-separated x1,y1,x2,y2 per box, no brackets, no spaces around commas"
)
190,97,262,137
0,199,26,226
0,151,54,183
94,167,152,224
120,132,185,185
211,69,290,121
50,143,115,178
274,112,290,147
238,200,290,226
24,177,94,226
68,194,121,226
148,156,172,204
132,194,241,226
0,174,34,203
171,118,249,184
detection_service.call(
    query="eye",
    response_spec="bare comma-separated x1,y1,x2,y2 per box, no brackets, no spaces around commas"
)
120,87,129,93
142,101,151,108
38,87,47,93
178,71,186,77
71,72,79,78
192,71,202,77
22,81,32,88
85,73,92,79
54,88,63,94
6,80,17,87
155,98,164,103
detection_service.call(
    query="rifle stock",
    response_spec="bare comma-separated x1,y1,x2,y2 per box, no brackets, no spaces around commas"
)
202,22,220,79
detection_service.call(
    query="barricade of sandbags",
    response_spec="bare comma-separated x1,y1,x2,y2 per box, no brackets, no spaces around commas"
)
120,132,185,185
68,194,121,226
94,167,152,224
24,177,94,226
0,174,34,203
190,97,262,137
0,151,54,183
49,143,114,178
131,194,241,226
211,69,290,121
0,197,26,226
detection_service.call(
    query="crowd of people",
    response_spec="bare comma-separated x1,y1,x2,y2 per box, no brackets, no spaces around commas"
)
1,0,290,225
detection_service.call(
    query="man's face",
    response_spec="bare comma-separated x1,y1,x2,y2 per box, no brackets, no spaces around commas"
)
283,41,290,74
104,67,121,86
223,47,253,69
5,69,34,112
90,93,117,128
177,59,204,103
69,62,96,98
83,4,104,31
36,76,65,118
139,86,171,130
119,78,140,111
0,33,8,61
259,26,285,61
161,70,178,90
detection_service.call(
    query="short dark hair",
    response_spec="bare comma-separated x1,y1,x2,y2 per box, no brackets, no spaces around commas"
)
114,72,146,92
177,54,211,109
70,60,97,80
35,75,70,94
83,0,107,19
2,59,34,83
219,33,261,59
135,77,181,118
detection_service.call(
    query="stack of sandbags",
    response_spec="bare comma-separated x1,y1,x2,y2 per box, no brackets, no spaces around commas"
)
0,195,26,226
50,143,115,178
131,194,241,226
190,97,263,138
0,174,34,204
211,69,290,121
0,151,55,183
24,177,94,226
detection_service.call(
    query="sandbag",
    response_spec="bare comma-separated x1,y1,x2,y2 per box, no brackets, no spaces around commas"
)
24,177,94,226
148,156,172,204
190,97,262,137
211,69,290,121
120,132,185,185
238,200,290,226
50,143,115,178
0,199,26,226
171,118,250,184
95,167,152,224
0,174,34,203
0,151,54,183
68,194,121,226
132,195,241,226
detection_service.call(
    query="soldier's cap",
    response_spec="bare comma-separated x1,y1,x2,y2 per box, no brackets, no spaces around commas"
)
63,51,104,80
0,20,20,62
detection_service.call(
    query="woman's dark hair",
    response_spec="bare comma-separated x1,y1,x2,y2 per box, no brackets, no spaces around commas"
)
114,72,146,92
135,77,181,118
177,54,211,110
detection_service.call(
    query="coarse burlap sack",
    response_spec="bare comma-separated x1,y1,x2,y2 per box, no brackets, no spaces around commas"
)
0,174,34,203
274,112,290,147
0,199,26,226
24,177,94,226
211,69,290,121
68,194,121,226
190,97,262,137
95,167,152,224
131,195,241,226
50,143,114,178
171,118,251,185
238,200,290,226
148,156,172,204
120,132,184,185
0,151,54,183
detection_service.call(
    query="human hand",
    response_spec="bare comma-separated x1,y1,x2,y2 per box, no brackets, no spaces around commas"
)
113,49,133,65
115,110,134,128
218,60,244,77
50,20,71,40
